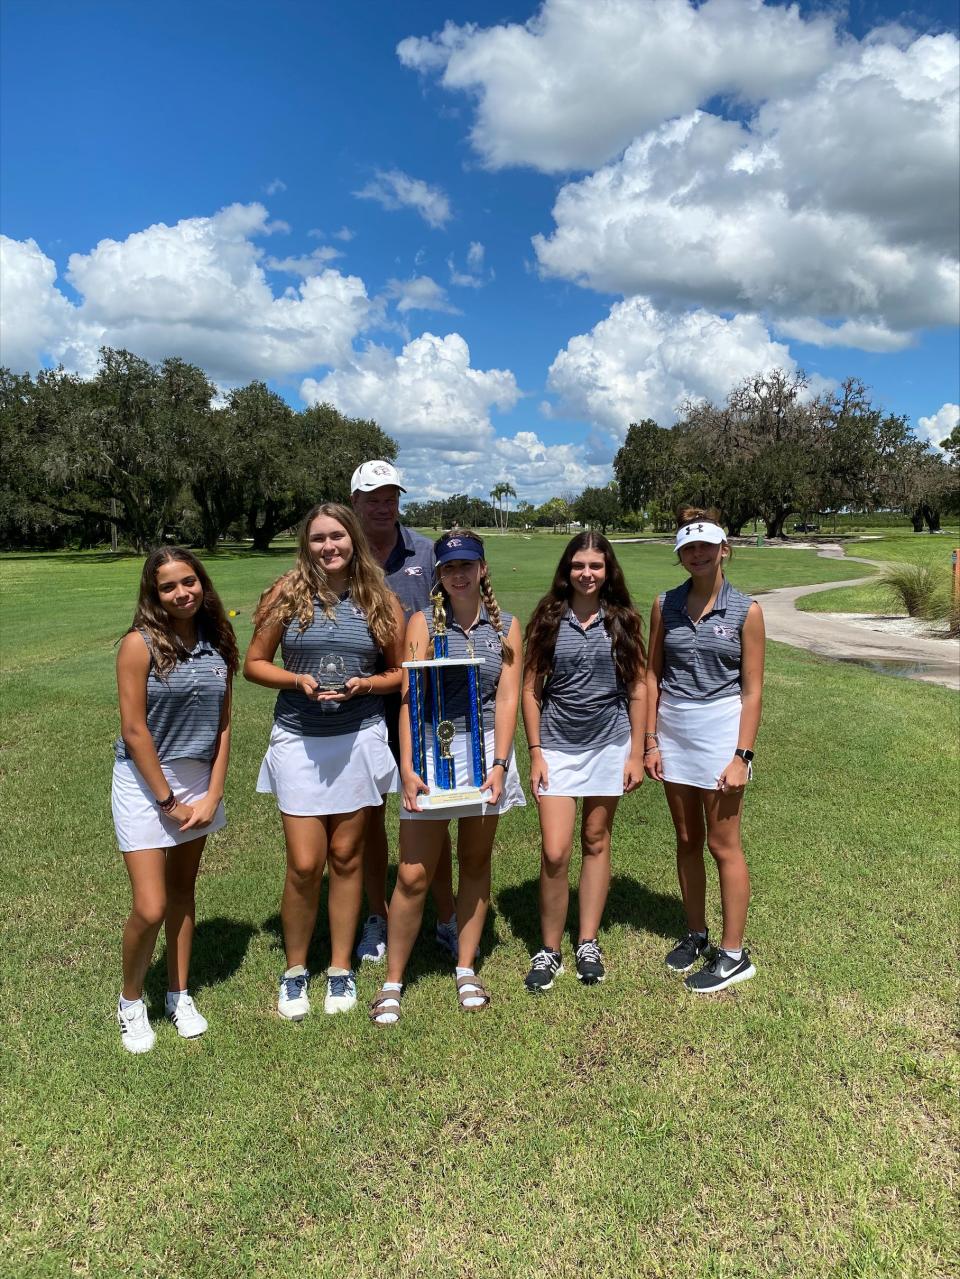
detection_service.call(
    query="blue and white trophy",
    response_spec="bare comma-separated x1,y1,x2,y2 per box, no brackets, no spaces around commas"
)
403,588,487,811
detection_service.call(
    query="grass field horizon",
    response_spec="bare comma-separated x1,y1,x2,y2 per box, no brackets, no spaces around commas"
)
1,536,957,1278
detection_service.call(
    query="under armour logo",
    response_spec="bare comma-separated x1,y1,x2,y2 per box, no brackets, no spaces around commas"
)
685,524,704,534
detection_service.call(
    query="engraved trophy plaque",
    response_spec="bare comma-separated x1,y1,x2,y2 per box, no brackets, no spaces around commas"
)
403,588,487,811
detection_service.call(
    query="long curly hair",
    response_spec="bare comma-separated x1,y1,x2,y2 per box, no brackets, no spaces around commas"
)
253,502,397,648
128,547,239,679
433,529,514,664
524,532,645,686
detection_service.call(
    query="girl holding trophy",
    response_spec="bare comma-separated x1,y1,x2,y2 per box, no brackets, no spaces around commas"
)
521,533,646,993
113,548,237,1053
370,531,524,1024
245,503,404,1020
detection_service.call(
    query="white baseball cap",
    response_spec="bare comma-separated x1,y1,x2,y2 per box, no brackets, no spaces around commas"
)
675,520,727,550
350,460,406,494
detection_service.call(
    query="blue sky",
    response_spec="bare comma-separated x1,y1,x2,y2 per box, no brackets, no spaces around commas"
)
2,0,957,502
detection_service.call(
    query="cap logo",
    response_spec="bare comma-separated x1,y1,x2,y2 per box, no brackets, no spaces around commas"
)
447,538,463,547
372,464,391,476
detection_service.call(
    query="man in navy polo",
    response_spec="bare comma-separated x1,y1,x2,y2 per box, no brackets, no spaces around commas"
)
350,461,457,964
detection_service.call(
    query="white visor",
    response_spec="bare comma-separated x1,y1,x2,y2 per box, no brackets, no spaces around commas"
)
675,520,727,550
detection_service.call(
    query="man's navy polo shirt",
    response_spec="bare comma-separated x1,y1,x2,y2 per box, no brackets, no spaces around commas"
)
383,524,435,621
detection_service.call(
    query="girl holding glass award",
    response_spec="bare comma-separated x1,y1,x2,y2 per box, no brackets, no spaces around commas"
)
521,533,646,993
113,548,237,1053
370,531,524,1024
245,503,404,1020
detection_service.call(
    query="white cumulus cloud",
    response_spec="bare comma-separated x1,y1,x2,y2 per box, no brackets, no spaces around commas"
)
916,403,959,452
1,204,373,384
354,168,452,228
532,33,959,340
546,298,798,436
398,0,839,172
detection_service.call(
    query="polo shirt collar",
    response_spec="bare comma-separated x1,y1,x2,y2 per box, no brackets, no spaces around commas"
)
443,602,490,632
564,602,604,631
384,522,416,574
681,577,730,618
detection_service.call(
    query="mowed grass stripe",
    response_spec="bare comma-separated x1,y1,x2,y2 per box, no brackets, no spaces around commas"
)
0,540,956,1279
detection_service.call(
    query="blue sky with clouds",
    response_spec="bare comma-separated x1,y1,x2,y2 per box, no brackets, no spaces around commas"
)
2,0,957,501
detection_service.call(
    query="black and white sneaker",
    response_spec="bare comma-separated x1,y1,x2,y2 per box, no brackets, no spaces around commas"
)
684,948,756,994
664,929,710,974
575,939,605,985
524,949,563,993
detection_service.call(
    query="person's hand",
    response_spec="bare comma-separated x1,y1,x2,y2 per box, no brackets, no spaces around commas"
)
623,750,645,793
528,753,549,803
481,765,505,806
643,746,664,782
295,674,321,700
717,756,749,793
179,794,220,830
164,799,195,827
402,770,428,812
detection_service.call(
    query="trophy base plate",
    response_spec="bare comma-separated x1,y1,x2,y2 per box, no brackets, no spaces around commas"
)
417,787,488,812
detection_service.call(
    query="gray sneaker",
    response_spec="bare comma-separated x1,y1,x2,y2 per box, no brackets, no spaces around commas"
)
685,949,756,994
665,930,709,974
356,915,387,964
524,949,563,994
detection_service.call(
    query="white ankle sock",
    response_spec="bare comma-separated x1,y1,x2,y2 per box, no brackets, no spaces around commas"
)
119,994,142,1011
456,966,484,1007
722,947,742,961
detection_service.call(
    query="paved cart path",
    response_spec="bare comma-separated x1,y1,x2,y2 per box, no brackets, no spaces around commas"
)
757,546,959,691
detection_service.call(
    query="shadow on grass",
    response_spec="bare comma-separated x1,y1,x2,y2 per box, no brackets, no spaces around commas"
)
145,915,257,1004
496,872,684,955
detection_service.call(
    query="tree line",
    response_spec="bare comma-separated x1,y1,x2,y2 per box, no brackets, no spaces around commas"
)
0,349,396,551
613,371,958,537
2,355,955,552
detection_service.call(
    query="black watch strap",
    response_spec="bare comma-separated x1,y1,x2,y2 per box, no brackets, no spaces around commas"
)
735,748,754,763
492,757,509,770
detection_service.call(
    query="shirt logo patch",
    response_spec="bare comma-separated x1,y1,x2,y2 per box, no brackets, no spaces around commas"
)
404,566,423,576
351,606,365,619
484,637,500,652
212,665,227,680
713,624,731,639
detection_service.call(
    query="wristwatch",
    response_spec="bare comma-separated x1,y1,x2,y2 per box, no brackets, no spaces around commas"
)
734,748,755,763
492,758,509,770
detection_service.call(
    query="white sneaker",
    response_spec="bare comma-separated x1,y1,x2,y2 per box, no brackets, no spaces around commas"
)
278,966,311,1021
166,993,208,1039
118,999,156,1054
356,914,387,964
324,970,358,1014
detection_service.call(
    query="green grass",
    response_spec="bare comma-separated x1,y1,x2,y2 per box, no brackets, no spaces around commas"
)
1,542,957,1278
796,528,959,616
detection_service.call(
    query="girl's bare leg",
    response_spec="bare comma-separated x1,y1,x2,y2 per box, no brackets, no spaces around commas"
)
453,816,498,969
163,837,206,990
664,783,708,933
121,849,166,1000
703,788,750,951
280,814,329,969
577,797,618,941
325,808,368,970
536,796,577,952
386,821,447,984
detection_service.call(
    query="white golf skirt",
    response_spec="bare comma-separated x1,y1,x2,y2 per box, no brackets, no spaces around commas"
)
256,720,399,816
112,757,226,853
538,732,632,798
400,726,526,821
656,693,749,791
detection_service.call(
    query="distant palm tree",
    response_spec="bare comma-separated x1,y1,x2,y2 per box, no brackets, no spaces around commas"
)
490,481,517,532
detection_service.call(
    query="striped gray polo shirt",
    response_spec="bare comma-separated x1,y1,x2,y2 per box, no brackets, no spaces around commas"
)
274,595,386,738
114,630,229,764
539,606,629,751
658,578,753,702
423,604,512,735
